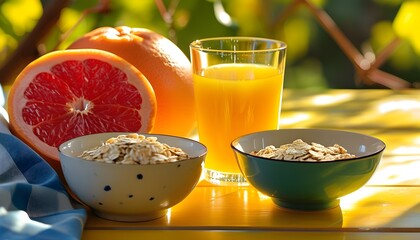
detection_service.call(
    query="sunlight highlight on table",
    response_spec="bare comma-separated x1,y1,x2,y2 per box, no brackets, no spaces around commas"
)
311,92,354,106
377,99,420,114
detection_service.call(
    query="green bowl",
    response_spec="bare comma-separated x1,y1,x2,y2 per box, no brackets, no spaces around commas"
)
231,129,385,211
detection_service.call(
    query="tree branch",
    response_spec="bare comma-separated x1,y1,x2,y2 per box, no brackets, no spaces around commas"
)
273,0,410,89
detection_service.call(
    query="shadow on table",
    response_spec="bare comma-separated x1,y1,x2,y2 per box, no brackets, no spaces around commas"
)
266,203,343,229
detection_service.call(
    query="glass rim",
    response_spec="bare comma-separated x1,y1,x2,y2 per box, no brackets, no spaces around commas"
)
190,36,287,53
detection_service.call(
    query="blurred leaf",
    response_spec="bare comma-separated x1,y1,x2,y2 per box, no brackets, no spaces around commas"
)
110,0,164,31
0,7,17,39
371,21,395,51
371,21,413,70
281,17,311,62
0,0,42,36
225,0,269,36
0,31,18,63
0,0,40,64
393,1,420,54
284,58,328,89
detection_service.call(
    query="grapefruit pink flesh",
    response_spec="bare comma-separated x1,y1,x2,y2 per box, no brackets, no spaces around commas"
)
23,59,145,147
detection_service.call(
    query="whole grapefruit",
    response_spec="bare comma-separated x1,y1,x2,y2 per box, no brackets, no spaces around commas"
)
68,26,196,137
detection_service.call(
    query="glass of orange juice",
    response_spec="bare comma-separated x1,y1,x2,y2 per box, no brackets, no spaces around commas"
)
190,37,286,185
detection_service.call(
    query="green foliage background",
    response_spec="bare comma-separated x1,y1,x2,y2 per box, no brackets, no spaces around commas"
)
0,0,419,89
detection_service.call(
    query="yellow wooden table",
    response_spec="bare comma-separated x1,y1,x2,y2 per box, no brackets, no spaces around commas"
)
82,89,420,240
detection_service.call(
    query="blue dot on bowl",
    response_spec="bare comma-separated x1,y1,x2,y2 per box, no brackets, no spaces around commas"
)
137,174,143,180
104,185,111,191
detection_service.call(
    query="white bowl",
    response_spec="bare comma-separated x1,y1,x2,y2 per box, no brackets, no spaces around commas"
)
59,132,206,222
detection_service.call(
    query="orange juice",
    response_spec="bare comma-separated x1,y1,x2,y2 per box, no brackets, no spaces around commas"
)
193,63,284,174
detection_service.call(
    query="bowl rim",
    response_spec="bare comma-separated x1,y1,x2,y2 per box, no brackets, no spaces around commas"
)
231,128,386,164
58,132,207,166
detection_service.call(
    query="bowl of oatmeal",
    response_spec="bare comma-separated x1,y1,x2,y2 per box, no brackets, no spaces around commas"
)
59,132,207,222
231,129,385,210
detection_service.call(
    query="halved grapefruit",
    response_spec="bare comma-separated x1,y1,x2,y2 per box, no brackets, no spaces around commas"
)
7,49,157,171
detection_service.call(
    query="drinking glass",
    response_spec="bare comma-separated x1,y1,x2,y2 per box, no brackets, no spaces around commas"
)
190,37,287,185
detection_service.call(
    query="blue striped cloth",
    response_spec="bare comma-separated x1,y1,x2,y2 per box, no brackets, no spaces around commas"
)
0,109,86,240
